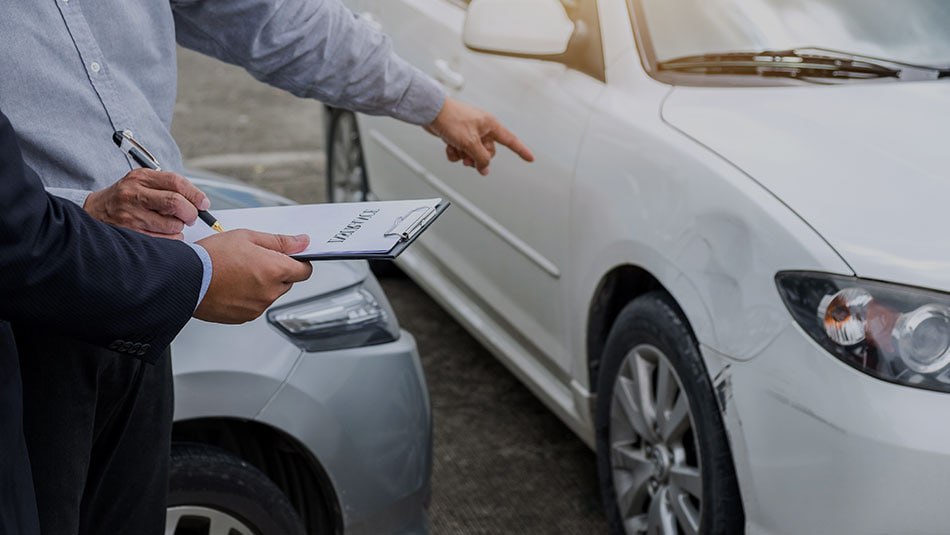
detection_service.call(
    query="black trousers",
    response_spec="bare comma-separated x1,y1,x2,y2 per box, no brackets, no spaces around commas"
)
15,329,173,535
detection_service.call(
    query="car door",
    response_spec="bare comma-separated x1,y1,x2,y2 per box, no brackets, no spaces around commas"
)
358,0,605,379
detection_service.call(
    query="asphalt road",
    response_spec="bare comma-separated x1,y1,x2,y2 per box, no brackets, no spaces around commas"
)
174,47,609,534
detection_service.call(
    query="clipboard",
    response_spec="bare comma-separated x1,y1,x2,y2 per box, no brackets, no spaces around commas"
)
184,198,449,261
293,201,450,261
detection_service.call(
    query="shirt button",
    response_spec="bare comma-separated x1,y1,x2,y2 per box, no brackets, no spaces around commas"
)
90,62,101,73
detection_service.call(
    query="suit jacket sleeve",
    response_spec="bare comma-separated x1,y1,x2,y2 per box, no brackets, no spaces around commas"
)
0,110,203,364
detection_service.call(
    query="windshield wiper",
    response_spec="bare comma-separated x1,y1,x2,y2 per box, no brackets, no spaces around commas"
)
658,49,950,81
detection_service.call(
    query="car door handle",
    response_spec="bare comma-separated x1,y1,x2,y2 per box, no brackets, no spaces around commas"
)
433,59,465,91
360,11,382,32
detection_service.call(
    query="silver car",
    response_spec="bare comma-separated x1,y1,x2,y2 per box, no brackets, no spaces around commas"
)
164,171,432,535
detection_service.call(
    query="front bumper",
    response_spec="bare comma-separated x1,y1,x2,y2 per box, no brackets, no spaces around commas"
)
720,324,950,535
257,330,431,535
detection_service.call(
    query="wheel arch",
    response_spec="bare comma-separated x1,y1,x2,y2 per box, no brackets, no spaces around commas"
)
172,417,341,535
584,262,754,529
585,263,708,397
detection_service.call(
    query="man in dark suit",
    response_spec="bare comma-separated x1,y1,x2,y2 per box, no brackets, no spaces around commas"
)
0,110,313,534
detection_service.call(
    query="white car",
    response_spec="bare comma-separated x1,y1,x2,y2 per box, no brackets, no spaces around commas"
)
326,0,950,533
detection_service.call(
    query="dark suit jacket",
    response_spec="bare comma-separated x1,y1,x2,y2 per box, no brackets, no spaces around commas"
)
0,111,204,533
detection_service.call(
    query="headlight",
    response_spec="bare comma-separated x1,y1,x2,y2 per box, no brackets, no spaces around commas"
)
776,271,950,393
267,279,400,352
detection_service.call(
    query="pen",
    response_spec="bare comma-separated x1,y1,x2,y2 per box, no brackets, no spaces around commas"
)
112,130,225,233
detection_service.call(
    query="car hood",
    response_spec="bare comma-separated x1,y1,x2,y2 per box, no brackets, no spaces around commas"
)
276,259,370,305
662,81,950,292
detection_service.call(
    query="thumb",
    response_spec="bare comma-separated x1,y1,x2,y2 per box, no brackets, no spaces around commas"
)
246,231,311,255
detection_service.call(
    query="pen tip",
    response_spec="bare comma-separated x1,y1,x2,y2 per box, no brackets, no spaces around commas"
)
112,131,124,146
211,222,225,233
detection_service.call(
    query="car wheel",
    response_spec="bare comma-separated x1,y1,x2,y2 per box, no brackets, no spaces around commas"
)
595,292,744,535
166,444,306,535
326,109,368,204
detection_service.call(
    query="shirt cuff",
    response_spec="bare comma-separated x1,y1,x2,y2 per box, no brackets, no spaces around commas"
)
46,187,92,207
393,68,447,126
184,242,213,309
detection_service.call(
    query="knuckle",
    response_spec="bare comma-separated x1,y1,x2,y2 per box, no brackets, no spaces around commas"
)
162,193,179,214
116,185,135,203
171,174,190,193
232,229,252,243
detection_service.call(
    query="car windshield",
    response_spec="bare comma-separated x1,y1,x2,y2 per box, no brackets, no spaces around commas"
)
636,0,950,68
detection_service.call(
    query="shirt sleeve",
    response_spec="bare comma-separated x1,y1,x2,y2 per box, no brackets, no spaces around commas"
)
170,0,446,125
46,186,92,208
184,242,213,309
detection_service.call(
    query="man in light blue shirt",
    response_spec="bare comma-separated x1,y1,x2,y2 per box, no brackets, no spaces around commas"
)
0,0,533,533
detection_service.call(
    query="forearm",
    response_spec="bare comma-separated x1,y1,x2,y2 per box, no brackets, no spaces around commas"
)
171,0,446,125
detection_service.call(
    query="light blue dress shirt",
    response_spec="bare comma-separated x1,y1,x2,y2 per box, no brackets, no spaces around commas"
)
0,0,445,307
184,243,213,307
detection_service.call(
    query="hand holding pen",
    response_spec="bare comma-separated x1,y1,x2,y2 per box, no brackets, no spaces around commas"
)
82,131,221,240
110,130,224,233
83,173,209,241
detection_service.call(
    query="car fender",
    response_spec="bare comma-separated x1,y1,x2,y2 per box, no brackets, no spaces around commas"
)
172,316,302,420
569,78,853,367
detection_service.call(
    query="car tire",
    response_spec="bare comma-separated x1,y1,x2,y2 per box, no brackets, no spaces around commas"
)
325,109,402,278
166,444,307,535
326,109,369,204
595,291,744,535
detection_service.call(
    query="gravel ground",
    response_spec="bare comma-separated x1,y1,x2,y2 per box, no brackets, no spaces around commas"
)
174,47,609,534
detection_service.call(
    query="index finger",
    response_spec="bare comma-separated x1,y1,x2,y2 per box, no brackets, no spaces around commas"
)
142,171,211,211
490,123,535,163
142,189,199,226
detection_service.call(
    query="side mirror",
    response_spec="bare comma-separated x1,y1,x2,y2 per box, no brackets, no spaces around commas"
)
463,0,575,57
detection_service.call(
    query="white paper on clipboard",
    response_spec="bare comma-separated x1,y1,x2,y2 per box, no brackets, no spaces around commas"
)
183,198,443,258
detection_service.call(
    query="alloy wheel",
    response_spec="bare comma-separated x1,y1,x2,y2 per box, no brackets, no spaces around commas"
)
165,505,258,535
329,112,367,203
609,344,703,535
